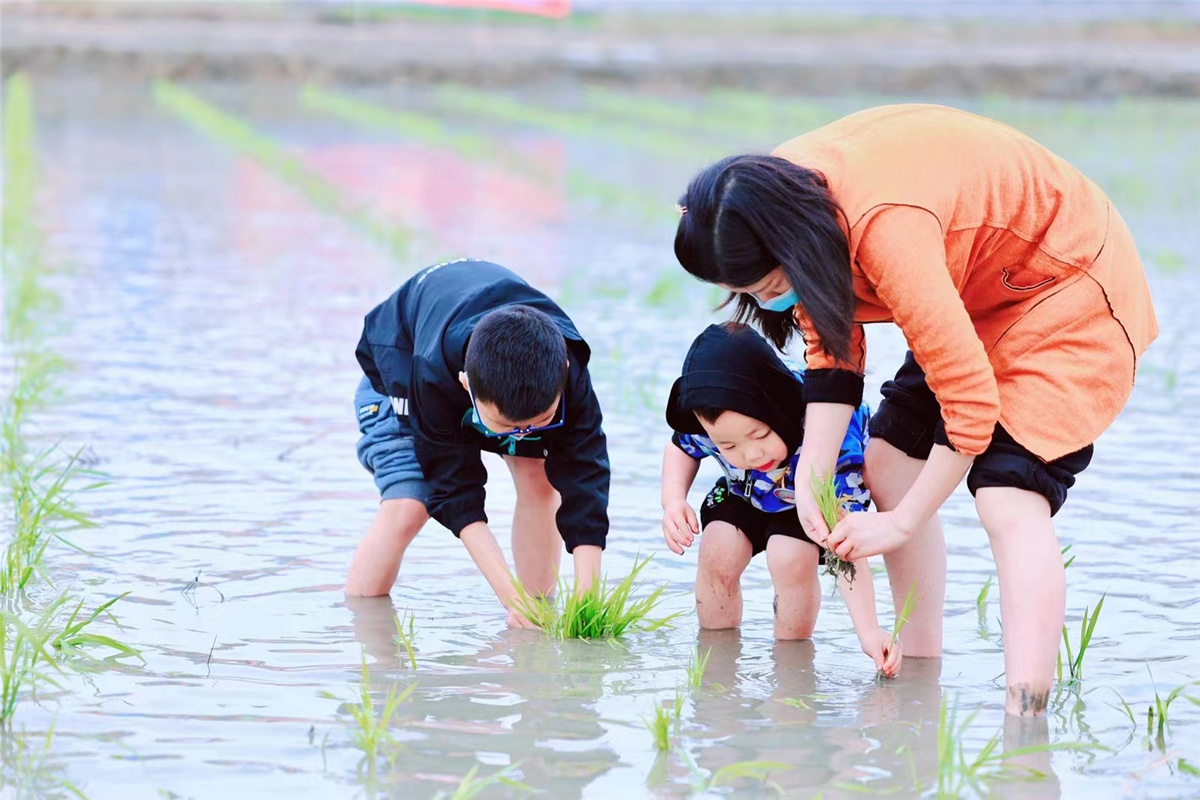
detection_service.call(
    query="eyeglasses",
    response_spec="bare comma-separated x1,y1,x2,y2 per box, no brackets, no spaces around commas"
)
465,377,566,439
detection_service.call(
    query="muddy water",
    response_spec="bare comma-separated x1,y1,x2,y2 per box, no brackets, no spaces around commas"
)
12,78,1200,799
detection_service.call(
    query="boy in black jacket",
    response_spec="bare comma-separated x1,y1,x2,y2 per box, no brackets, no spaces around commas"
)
349,259,610,627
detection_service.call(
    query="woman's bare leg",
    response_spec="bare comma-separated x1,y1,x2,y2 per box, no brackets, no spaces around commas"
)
863,437,946,657
976,486,1064,716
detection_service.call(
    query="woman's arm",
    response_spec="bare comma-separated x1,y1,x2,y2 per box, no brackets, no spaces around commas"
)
794,402,856,545
829,444,973,560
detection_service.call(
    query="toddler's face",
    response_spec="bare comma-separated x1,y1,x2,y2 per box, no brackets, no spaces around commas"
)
696,409,789,472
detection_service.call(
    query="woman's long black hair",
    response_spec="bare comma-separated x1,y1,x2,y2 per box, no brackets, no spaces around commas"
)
673,154,854,362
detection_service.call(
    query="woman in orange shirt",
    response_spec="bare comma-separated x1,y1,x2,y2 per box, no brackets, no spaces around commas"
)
672,105,1156,716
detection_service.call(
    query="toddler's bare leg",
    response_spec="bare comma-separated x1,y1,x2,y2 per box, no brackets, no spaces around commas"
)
696,521,753,629
766,536,822,640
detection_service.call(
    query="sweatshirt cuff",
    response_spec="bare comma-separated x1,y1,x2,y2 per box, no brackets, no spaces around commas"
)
563,530,607,553
802,369,865,406
435,501,488,538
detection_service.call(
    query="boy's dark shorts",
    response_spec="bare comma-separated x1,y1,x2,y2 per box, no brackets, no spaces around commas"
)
699,478,824,560
868,352,1093,516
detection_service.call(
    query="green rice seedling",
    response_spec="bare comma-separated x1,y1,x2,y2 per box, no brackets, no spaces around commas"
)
1061,544,1075,569
513,555,679,640
810,470,856,585
339,653,414,776
1144,670,1199,751
432,762,534,800
976,575,994,631
933,694,1093,798
1057,594,1105,688
684,646,711,691
878,580,918,679
394,611,416,670
642,694,682,752
680,749,788,795
153,82,409,260
49,593,141,662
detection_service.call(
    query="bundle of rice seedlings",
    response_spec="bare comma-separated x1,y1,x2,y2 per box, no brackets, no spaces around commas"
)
810,470,857,584
513,555,679,640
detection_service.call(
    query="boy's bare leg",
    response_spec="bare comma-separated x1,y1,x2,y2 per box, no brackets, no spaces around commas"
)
504,455,562,597
695,521,753,629
863,437,947,657
345,498,429,597
977,486,1064,717
766,536,822,640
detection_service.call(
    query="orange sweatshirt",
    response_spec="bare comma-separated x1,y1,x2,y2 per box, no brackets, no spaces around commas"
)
773,104,1157,461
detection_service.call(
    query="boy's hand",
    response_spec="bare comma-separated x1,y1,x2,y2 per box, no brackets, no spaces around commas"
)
662,500,699,555
506,606,540,630
860,626,902,677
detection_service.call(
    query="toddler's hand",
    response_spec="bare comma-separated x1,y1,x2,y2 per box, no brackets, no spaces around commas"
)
661,500,699,555
860,626,902,677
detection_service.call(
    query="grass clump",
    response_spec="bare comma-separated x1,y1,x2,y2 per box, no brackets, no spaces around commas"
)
513,555,678,640
680,749,788,795
1057,594,1105,688
810,470,856,585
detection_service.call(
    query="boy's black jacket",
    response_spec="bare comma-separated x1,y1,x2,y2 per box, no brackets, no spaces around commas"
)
355,259,610,552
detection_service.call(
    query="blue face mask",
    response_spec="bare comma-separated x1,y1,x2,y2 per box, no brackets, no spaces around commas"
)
750,288,798,313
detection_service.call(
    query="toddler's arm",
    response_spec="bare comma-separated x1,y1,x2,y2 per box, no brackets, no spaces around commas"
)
661,443,701,555
838,562,902,677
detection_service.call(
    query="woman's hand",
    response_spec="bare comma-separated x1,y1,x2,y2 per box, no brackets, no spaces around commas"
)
662,500,699,555
828,510,913,561
505,606,540,630
860,626,902,677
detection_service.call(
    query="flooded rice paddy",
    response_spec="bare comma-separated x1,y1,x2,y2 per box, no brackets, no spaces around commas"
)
3,77,1199,798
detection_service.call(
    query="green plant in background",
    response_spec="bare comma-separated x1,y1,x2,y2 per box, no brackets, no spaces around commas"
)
513,555,678,640
1061,544,1075,569
0,611,58,723
642,693,682,752
433,762,534,800
153,81,410,260
395,611,417,670
1145,671,1198,752
1057,594,1105,689
684,646,711,692
810,470,856,585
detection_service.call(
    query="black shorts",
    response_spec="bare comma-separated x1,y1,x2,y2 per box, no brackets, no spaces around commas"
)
699,478,823,559
868,351,1093,516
